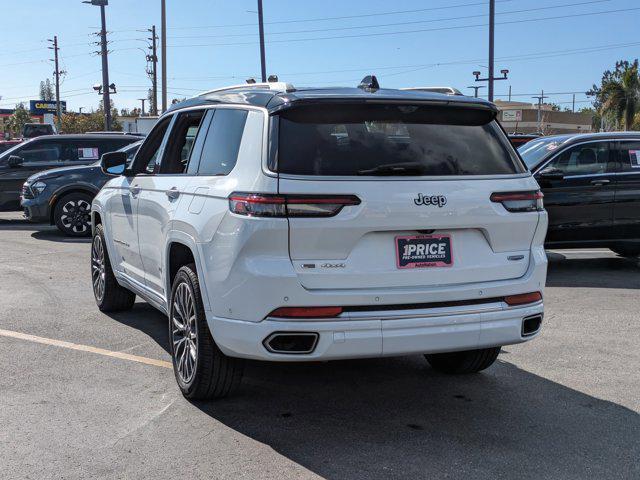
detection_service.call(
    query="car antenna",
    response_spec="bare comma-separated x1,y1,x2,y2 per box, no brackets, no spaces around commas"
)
358,75,380,92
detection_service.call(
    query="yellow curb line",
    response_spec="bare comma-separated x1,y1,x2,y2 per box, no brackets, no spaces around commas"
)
0,328,172,369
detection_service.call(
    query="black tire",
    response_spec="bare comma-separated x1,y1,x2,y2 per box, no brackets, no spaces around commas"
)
611,245,640,258
169,264,244,400
54,192,94,237
91,224,136,312
425,347,501,374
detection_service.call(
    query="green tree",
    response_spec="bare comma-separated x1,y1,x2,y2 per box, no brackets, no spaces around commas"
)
5,103,33,137
588,60,640,131
39,79,55,100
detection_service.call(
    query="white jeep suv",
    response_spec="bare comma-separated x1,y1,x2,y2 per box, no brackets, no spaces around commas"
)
91,80,548,399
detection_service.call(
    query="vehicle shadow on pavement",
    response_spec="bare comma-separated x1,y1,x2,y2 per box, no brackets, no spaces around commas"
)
30,229,92,244
105,302,171,353
100,303,639,479
192,356,639,480
546,253,640,289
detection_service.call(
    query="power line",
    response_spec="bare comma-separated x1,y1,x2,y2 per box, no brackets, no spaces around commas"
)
166,7,640,48
168,0,612,40
167,0,518,30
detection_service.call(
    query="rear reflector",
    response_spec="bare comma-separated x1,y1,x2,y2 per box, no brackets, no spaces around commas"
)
504,292,542,306
268,306,343,318
229,192,360,218
490,190,543,212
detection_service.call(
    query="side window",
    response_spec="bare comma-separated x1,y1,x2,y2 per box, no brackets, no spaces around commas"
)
20,141,61,163
618,141,640,172
131,117,172,175
547,142,611,176
159,110,205,175
197,109,248,176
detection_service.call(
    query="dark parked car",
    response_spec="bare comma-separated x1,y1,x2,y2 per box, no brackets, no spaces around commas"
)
21,141,141,236
0,134,139,212
22,123,56,139
508,133,539,148
519,132,640,257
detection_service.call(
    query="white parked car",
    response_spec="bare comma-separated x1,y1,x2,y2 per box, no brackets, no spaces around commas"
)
91,80,548,399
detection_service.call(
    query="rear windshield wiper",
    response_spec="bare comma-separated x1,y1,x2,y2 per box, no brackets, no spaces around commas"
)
357,163,426,176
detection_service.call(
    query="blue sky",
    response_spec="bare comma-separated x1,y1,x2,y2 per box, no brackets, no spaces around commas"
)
0,0,638,112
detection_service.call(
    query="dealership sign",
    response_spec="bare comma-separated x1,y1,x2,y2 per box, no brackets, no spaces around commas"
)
502,110,522,122
29,100,67,115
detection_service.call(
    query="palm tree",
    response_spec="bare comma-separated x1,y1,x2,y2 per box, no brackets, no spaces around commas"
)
599,62,640,131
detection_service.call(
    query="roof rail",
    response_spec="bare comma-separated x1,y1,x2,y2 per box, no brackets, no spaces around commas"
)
401,87,463,96
197,81,295,97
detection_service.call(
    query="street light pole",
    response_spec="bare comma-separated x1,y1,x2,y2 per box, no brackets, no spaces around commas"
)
161,0,167,112
467,85,485,98
257,0,267,82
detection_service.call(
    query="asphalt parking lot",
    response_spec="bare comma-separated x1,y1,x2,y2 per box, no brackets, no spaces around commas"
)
0,211,638,480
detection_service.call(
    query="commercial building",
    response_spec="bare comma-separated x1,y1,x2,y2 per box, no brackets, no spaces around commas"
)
495,100,594,135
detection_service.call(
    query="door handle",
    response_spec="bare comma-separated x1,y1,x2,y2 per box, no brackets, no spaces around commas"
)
590,179,610,186
129,185,141,196
166,187,180,199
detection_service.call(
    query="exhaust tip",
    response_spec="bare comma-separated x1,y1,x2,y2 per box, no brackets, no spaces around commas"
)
522,314,543,337
263,332,319,354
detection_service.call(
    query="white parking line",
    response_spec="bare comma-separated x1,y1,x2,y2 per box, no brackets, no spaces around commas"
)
0,328,172,369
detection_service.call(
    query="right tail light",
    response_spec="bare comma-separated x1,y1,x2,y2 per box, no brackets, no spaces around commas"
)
490,190,544,212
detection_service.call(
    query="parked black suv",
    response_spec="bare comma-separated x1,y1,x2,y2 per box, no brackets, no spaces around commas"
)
0,134,139,212
519,132,640,257
21,141,141,236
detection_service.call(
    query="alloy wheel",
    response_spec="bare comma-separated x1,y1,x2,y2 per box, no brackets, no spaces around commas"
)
91,234,106,302
171,282,198,383
60,199,91,234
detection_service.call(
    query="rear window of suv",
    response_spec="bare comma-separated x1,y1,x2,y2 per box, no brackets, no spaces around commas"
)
275,104,524,176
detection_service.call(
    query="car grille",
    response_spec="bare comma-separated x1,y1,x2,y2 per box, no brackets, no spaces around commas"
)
21,184,34,199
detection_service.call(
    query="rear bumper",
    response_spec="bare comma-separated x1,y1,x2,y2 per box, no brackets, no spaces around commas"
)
208,301,544,361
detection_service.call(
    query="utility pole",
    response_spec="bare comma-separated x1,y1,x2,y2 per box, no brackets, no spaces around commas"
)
572,93,576,113
257,0,267,82
84,0,112,130
99,2,111,130
161,0,167,112
472,0,508,103
508,85,512,102
532,90,548,133
467,85,485,98
488,0,495,102
147,25,158,115
138,98,146,115
47,36,65,130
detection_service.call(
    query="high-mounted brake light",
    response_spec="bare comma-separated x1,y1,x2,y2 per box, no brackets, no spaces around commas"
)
229,193,360,218
268,306,344,318
504,292,542,306
490,190,543,212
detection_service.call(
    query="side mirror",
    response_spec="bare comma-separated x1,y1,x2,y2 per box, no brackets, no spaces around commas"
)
8,155,23,168
101,151,128,175
537,167,564,181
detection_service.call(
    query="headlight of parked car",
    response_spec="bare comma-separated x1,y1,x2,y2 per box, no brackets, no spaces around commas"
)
31,181,47,196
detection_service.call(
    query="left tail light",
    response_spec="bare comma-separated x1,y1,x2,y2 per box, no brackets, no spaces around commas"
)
229,193,360,218
490,190,543,212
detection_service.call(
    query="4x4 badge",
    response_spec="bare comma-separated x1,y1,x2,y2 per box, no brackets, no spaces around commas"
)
414,193,447,207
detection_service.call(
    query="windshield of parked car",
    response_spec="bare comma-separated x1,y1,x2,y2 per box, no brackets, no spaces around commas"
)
276,104,525,176
518,136,572,169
